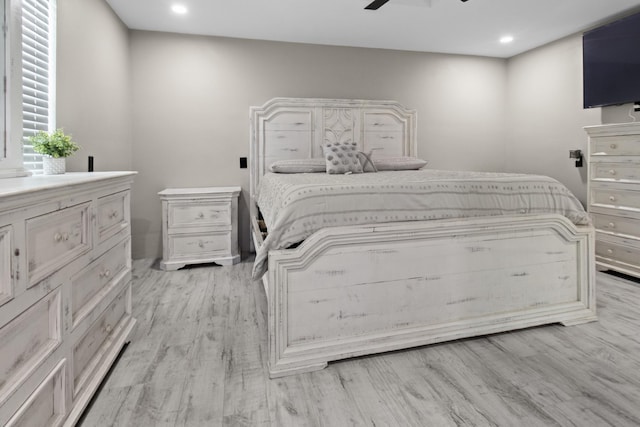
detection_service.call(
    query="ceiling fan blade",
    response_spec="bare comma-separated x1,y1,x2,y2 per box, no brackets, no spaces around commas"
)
365,0,390,10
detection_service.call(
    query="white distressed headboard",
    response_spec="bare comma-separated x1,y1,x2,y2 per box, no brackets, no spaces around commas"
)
249,97,418,215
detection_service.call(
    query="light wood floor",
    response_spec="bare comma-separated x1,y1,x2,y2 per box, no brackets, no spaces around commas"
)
79,259,640,427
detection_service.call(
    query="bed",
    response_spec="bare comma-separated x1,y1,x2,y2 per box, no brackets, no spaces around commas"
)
249,97,596,378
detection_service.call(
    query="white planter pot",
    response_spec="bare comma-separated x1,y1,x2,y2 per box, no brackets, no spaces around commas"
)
42,156,66,175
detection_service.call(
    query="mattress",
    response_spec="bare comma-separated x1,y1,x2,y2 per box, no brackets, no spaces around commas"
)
252,169,590,279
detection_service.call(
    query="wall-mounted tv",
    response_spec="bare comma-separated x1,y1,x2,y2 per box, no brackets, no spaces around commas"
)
583,11,640,109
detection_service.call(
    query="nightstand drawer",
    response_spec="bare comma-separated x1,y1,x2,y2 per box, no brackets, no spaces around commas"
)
70,238,130,329
26,203,91,287
97,191,129,243
590,162,640,183
592,213,640,239
168,202,230,228
167,232,230,259
0,290,61,406
591,135,640,156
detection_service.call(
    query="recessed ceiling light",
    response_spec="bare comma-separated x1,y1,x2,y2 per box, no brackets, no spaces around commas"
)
500,35,514,44
171,4,188,14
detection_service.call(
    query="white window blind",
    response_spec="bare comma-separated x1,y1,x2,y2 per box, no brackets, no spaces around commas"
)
22,0,54,174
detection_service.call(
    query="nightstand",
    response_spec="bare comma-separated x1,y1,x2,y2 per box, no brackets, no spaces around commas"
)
158,187,241,270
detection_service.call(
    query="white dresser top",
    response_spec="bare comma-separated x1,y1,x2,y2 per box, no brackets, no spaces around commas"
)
0,172,137,199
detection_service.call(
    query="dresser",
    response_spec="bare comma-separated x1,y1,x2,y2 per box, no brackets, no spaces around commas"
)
585,122,640,279
0,172,136,426
159,187,241,270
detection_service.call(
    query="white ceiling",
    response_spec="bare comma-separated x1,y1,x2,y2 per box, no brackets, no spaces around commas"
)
105,0,640,58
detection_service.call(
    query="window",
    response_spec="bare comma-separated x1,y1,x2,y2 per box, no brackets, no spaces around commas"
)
21,0,54,174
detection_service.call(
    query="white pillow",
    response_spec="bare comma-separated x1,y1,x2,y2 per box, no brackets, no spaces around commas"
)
373,156,428,171
268,158,326,173
322,142,363,174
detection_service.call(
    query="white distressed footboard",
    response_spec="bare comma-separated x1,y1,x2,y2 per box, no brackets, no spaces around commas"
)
266,214,596,378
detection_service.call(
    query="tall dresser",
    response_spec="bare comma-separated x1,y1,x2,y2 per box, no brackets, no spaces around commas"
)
585,122,640,279
0,172,136,426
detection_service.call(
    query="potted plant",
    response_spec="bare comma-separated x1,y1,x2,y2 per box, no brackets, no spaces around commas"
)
28,129,80,175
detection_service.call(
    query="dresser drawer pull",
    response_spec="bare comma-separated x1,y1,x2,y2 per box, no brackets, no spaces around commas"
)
610,143,617,149
197,212,204,219
608,222,616,229
108,211,119,219
54,232,63,243
99,269,111,278
607,248,614,254
104,324,113,334
609,196,616,202
198,240,204,248
609,169,616,176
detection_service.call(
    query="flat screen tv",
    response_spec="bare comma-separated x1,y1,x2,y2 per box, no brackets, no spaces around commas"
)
583,11,640,109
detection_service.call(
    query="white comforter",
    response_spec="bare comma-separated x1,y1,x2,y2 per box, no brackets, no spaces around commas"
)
252,170,590,279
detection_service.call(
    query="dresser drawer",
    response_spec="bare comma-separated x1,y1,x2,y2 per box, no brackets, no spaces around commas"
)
596,237,640,269
590,161,640,183
73,284,129,397
70,238,130,329
0,225,12,307
168,202,230,228
0,290,61,405
26,203,91,287
97,191,129,243
5,360,66,427
591,135,640,156
592,212,640,239
590,187,640,211
167,232,231,259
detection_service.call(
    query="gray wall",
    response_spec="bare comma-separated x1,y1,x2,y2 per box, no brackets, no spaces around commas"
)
57,0,132,173
129,32,507,259
505,35,601,205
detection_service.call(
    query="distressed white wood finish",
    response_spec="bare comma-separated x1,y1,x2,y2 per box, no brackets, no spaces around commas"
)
159,187,241,271
586,122,640,278
267,215,596,377
0,172,136,427
251,98,596,378
96,191,129,243
26,203,91,288
0,289,61,406
0,225,12,306
5,361,66,427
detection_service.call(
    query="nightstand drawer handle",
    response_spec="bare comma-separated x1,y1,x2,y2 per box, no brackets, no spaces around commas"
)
608,222,616,228
609,196,616,202
609,169,616,175
100,269,111,278
198,240,204,248
607,248,614,254
54,232,63,243
610,143,617,149
108,211,119,219
198,212,204,219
